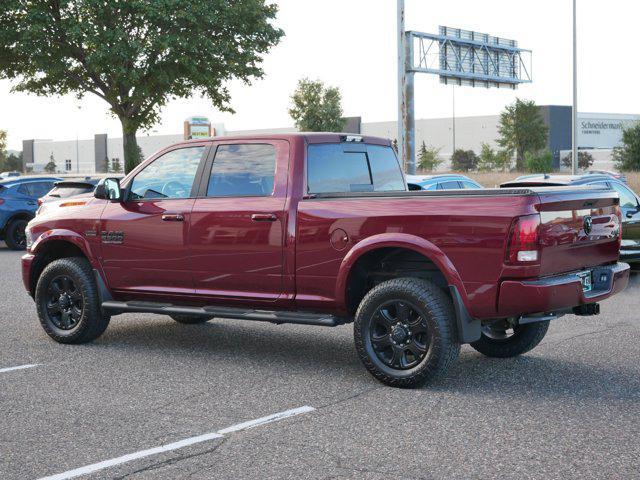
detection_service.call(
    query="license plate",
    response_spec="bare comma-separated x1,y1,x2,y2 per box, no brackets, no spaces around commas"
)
577,271,593,292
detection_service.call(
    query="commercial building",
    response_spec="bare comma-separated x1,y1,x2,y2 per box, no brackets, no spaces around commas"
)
21,106,639,174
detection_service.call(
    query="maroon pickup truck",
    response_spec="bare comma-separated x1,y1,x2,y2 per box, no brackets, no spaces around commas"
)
22,133,629,387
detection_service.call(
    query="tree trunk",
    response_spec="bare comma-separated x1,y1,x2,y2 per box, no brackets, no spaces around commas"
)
121,119,141,174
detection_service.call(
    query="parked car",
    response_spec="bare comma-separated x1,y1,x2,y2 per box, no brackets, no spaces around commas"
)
406,174,483,190
22,134,628,388
501,173,640,264
0,176,61,249
39,178,101,205
586,170,627,183
0,171,21,179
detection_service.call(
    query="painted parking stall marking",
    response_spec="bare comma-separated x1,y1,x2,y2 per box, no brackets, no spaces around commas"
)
38,405,316,480
0,363,39,374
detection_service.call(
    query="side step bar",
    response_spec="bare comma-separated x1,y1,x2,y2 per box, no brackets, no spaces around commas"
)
101,301,346,327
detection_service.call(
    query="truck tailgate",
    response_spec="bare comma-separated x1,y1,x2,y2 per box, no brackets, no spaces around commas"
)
535,187,621,276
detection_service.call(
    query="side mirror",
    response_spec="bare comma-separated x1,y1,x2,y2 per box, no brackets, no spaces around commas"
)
95,178,122,201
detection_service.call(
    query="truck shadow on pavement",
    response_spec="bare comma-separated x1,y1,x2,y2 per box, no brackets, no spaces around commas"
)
90,316,640,401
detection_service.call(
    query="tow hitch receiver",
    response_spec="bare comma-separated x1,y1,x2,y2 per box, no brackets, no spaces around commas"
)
573,303,600,316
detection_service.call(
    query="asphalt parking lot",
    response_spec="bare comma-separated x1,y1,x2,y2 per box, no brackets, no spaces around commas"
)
1,245,639,480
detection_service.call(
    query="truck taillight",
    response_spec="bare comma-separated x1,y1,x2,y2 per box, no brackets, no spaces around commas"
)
505,214,541,264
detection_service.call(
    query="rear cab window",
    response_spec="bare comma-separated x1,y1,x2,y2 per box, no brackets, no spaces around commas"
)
306,143,405,194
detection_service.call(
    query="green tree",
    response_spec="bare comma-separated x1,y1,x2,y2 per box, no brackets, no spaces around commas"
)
417,142,441,171
561,151,595,171
5,152,23,172
477,143,511,172
44,154,57,173
0,1,283,173
451,149,478,172
497,99,548,170
525,150,553,173
613,123,640,171
289,78,346,132
110,158,123,174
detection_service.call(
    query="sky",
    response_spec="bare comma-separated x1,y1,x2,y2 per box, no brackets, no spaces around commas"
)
1,0,639,151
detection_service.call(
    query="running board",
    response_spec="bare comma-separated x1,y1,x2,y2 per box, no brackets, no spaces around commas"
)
101,301,346,327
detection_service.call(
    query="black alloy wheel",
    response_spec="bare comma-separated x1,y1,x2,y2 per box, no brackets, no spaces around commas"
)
44,275,84,330
369,300,430,370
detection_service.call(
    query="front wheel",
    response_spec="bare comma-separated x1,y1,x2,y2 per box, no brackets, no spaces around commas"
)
354,278,460,388
35,257,110,344
470,319,549,358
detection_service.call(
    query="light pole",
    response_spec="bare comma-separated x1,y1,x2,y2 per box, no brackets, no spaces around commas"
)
571,0,578,174
397,0,415,174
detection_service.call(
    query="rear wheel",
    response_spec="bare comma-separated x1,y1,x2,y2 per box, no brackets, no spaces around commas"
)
354,278,460,388
170,314,214,325
5,218,28,250
35,257,110,344
470,319,549,358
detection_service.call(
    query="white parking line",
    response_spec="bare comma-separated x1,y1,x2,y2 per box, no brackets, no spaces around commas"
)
217,405,316,434
38,405,315,480
0,363,39,374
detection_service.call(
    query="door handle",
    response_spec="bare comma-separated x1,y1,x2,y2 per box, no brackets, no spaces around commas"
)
162,213,185,222
251,213,277,222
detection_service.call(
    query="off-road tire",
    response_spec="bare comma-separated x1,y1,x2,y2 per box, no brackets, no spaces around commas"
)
5,218,28,250
470,320,549,358
35,257,110,344
354,278,460,388
170,314,214,324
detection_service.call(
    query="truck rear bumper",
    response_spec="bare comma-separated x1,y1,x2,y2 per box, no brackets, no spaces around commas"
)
497,262,629,318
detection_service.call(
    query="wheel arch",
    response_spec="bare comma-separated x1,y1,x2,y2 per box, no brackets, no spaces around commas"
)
28,231,100,297
335,233,470,315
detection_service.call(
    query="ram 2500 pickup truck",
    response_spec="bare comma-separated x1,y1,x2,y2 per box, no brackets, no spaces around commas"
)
22,133,629,387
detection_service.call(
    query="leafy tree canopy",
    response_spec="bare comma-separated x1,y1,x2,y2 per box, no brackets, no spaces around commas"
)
0,0,283,172
561,151,594,171
497,98,548,170
613,123,640,171
477,143,511,172
525,150,553,173
450,149,478,172
289,78,346,132
417,142,441,171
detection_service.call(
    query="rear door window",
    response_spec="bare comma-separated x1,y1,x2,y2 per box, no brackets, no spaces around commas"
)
437,181,461,190
306,144,405,194
206,144,276,197
460,180,481,189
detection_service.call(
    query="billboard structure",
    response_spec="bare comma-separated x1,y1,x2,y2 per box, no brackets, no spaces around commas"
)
397,1,533,173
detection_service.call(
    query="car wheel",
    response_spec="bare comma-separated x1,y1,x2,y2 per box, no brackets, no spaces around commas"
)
5,218,28,250
354,278,460,388
470,319,549,358
170,314,214,324
35,257,110,344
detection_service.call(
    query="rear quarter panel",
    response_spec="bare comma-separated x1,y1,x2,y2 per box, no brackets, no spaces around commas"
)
295,193,538,318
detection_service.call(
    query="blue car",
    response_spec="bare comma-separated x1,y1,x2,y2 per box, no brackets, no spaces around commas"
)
405,174,483,191
0,176,61,250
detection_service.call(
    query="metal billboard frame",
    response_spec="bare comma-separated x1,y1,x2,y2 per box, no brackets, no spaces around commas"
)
397,1,533,174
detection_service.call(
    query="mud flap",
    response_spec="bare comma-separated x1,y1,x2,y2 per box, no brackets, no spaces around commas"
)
449,285,481,343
